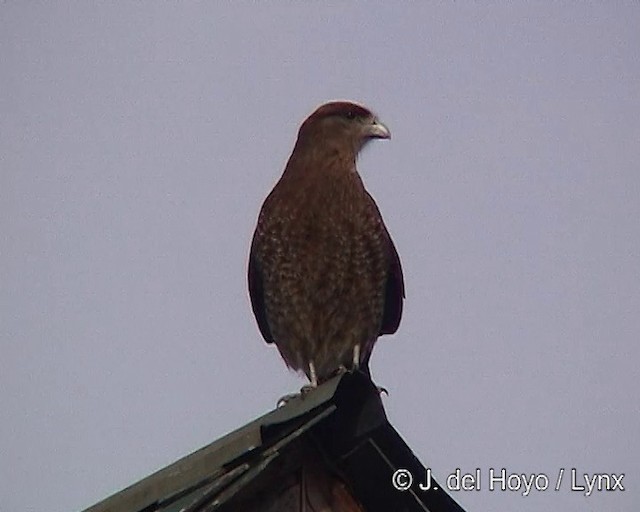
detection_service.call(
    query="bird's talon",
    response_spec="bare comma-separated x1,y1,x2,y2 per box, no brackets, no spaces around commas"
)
276,393,299,407
300,385,316,397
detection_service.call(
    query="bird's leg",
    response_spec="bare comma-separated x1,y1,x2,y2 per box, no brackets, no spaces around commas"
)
352,344,388,394
276,362,320,406
299,361,318,396
309,361,318,387
352,344,361,370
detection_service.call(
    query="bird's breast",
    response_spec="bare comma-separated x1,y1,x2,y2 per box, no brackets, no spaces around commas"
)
259,183,388,298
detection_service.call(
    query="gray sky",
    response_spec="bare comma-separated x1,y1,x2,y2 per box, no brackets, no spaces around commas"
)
2,4,639,511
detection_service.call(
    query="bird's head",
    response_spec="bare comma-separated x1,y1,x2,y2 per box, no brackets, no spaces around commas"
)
294,101,390,163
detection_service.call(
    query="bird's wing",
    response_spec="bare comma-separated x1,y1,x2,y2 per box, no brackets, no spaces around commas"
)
380,233,405,335
247,237,275,344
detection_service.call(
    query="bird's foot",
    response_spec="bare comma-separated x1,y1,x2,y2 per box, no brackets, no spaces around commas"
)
324,365,349,381
300,384,315,396
276,393,300,408
275,383,318,407
283,361,319,400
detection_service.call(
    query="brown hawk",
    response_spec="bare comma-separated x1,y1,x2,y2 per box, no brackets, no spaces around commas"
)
248,101,404,386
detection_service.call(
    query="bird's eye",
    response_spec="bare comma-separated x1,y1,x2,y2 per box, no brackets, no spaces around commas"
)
344,110,356,120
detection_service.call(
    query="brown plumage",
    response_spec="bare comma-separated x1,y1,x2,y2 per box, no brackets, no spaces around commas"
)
248,101,404,386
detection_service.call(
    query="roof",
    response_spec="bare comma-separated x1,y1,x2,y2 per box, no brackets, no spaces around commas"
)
82,371,465,512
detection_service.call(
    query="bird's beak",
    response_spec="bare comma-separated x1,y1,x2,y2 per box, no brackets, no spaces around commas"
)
366,119,391,140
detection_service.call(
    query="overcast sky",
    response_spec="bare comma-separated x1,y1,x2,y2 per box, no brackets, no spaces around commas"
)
2,4,639,511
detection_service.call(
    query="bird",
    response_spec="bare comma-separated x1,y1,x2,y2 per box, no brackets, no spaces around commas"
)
248,101,405,387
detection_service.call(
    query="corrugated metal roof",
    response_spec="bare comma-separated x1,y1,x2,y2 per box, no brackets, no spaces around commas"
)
82,371,466,512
